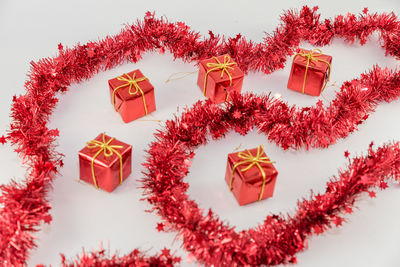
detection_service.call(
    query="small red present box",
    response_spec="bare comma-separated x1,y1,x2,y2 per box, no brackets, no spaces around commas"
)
225,145,278,206
109,69,156,123
78,133,132,192
287,49,332,96
197,54,244,103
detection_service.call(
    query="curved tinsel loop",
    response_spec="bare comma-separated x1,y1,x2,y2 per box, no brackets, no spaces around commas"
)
2,6,400,266
142,95,400,266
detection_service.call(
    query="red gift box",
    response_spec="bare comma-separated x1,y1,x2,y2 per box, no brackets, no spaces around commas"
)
109,69,156,123
78,133,132,192
197,54,244,103
225,145,278,206
287,49,332,96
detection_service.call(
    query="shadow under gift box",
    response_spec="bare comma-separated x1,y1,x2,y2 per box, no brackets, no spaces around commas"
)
225,147,278,206
79,133,132,192
197,54,244,103
287,49,332,97
109,69,156,123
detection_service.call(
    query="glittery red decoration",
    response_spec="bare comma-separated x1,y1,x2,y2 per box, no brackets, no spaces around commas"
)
142,95,400,266
60,248,180,266
0,135,7,145
2,6,400,266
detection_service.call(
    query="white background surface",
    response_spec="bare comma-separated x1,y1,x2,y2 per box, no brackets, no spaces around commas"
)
1,0,400,266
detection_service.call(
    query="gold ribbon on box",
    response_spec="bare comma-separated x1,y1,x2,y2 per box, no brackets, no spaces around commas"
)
86,133,124,189
112,72,148,114
203,55,237,101
230,145,275,201
293,49,331,94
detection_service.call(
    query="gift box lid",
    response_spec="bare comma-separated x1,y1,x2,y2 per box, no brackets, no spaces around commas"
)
293,49,332,73
109,69,154,102
228,147,277,187
79,133,131,168
199,54,244,83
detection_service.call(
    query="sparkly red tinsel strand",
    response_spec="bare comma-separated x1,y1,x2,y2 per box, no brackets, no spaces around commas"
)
142,94,400,266
0,135,7,144
59,248,180,266
1,6,399,266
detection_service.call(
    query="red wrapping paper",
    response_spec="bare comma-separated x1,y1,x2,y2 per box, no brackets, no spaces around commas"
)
225,147,278,206
78,133,132,192
109,69,156,123
197,55,244,103
287,49,332,96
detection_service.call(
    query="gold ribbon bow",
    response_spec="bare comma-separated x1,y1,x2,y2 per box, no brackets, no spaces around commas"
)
86,133,124,189
112,72,148,114
203,55,237,101
230,145,275,201
294,49,331,94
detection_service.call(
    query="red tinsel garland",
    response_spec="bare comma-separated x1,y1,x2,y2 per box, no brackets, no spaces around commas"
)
1,5,399,266
59,248,180,266
142,93,400,266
